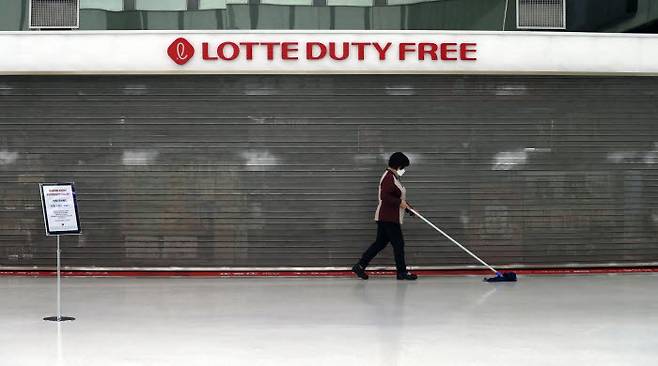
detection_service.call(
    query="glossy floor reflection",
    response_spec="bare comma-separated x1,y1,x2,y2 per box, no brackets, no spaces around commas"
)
1,274,657,366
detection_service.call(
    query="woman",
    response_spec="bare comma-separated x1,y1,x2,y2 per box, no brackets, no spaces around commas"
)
352,152,418,280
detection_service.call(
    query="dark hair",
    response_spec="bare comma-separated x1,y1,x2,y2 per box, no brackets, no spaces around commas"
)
388,152,410,169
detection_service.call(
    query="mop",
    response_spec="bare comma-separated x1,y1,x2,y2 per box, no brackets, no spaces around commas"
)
407,208,517,282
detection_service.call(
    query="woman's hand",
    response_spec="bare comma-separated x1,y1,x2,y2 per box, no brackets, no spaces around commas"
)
403,202,417,217
400,200,409,209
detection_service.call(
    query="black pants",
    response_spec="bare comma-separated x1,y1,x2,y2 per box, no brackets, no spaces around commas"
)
358,221,408,274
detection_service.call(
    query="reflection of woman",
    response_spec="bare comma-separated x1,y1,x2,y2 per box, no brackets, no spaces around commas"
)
353,152,417,280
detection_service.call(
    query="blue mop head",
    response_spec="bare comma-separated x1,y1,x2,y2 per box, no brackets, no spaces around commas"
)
484,272,517,282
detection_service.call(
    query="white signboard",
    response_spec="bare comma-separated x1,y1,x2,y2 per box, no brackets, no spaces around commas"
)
0,31,658,75
39,183,81,236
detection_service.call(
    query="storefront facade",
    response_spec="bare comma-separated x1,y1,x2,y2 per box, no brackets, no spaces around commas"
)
1,30,658,270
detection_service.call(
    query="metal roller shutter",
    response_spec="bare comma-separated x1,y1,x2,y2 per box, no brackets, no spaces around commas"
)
1,75,657,269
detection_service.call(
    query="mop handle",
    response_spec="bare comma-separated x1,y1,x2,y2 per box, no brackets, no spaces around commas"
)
407,208,499,275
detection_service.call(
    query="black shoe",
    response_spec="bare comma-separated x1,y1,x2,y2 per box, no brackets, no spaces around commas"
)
396,272,418,280
352,264,369,280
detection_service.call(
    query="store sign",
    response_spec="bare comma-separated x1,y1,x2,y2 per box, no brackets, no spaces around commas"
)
167,37,477,65
39,183,81,236
0,31,657,74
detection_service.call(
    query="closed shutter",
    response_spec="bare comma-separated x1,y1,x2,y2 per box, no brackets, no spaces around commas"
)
1,75,657,269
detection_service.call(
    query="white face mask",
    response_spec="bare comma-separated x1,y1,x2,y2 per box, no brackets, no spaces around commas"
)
397,168,406,176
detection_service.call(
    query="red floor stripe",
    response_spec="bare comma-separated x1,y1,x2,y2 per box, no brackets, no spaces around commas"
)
1,267,657,277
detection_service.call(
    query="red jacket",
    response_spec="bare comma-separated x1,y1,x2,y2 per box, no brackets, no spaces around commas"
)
374,169,407,224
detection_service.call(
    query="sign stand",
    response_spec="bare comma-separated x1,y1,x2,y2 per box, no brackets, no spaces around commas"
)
39,183,81,323
43,235,75,322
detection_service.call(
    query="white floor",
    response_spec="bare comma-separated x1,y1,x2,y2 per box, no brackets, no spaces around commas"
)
1,274,657,366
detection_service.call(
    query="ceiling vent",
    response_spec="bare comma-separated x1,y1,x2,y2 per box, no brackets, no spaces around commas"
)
30,0,80,29
517,0,566,30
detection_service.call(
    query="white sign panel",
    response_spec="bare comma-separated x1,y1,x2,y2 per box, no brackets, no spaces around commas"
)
0,30,657,75
40,183,81,236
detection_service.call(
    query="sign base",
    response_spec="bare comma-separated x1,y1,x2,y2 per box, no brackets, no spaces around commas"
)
43,316,76,322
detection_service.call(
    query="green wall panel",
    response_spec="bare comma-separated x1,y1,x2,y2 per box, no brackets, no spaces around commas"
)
0,0,27,31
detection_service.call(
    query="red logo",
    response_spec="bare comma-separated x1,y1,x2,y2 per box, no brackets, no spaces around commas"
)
168,37,194,65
